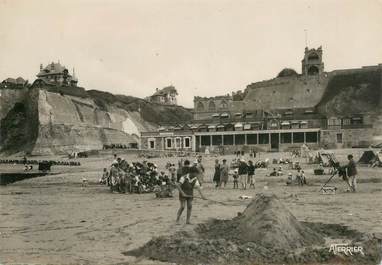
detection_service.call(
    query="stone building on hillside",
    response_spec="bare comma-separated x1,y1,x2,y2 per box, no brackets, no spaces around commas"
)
33,62,78,87
193,94,232,120
141,46,382,153
147,86,178,105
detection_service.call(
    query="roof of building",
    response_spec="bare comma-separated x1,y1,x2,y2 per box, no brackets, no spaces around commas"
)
2,77,26,85
194,95,232,101
16,77,26,84
277,68,299,78
37,62,69,77
4,78,16,84
152,86,178,97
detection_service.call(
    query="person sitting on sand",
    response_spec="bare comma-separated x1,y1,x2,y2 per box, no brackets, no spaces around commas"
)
270,168,277,177
175,168,207,224
277,166,283,176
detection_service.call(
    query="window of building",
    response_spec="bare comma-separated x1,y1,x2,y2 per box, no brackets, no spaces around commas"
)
201,135,211,146
259,133,269,144
342,118,351,126
196,102,204,111
243,124,251,130
183,137,191,148
221,113,230,119
300,121,308,129
198,125,208,132
336,133,343,143
306,132,318,143
223,135,233,145
216,124,225,132
234,122,243,131
165,138,173,149
175,137,182,149
280,133,292,144
308,52,319,60
293,132,304,143
247,134,257,145
235,134,245,145
291,122,300,129
208,101,216,111
270,122,278,129
225,123,234,131
328,118,341,126
212,135,222,146
148,138,156,149
245,112,253,119
220,100,228,109
351,117,363,125
281,121,291,129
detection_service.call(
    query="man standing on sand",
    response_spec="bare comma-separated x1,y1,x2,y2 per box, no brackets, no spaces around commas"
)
219,159,229,188
346,154,358,192
175,168,206,224
238,159,248,189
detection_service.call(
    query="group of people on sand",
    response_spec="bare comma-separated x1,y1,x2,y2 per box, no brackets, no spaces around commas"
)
100,154,174,195
213,158,256,190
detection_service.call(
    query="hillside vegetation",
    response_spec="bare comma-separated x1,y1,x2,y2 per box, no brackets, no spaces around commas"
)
86,90,193,124
317,70,381,115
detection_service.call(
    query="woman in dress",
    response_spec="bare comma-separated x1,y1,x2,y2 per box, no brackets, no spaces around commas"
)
213,159,221,188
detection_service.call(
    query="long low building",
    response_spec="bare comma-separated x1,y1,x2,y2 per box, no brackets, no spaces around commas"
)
140,118,374,153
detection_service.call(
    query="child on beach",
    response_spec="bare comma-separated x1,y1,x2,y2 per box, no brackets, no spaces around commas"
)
233,169,239,189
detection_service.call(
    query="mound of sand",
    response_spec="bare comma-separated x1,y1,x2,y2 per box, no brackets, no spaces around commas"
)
126,193,381,265
236,193,325,250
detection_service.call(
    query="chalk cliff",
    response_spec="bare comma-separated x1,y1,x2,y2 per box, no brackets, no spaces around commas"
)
0,86,192,155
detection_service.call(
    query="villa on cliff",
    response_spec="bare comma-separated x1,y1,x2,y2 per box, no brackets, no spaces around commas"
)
32,62,78,87
141,46,382,153
147,86,178,105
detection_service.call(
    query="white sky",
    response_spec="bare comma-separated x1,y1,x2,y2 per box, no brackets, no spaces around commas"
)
1,0,382,107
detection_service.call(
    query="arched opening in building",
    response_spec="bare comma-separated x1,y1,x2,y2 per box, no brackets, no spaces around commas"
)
308,66,319,75
220,100,228,109
208,101,216,111
308,52,319,61
196,101,204,111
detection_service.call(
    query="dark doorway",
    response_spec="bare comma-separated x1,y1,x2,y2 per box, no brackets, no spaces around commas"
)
271,133,279,150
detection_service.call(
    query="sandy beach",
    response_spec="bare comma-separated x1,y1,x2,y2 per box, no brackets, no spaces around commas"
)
1,151,382,265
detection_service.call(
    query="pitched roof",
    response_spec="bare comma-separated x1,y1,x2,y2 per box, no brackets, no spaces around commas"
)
16,77,26,84
152,86,178,96
37,62,68,77
4,78,16,84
